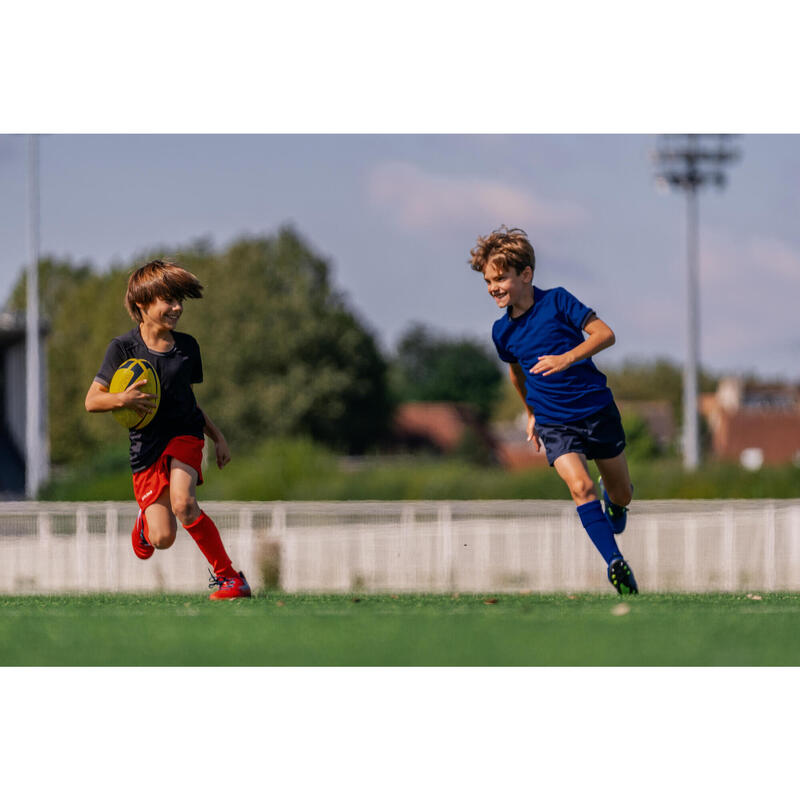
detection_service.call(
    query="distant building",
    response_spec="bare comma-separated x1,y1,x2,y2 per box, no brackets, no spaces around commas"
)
392,400,679,471
392,401,551,469
392,402,498,460
700,377,800,467
0,311,49,497
490,415,549,470
492,399,678,470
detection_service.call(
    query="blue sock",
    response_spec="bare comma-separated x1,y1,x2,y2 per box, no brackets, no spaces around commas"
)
577,500,622,565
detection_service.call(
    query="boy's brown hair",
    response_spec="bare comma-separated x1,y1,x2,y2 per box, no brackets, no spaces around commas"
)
469,225,536,276
125,260,204,322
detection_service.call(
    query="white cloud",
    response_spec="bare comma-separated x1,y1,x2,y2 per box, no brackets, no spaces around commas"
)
366,161,586,233
601,227,800,377
694,228,800,373
746,235,800,281
701,229,800,284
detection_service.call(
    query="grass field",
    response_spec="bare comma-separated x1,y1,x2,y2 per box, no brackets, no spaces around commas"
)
2,592,800,666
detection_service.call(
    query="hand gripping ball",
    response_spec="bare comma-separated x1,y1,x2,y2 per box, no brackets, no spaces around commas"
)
109,358,161,430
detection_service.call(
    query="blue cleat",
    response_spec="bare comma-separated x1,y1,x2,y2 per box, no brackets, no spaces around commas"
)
608,558,639,595
599,478,629,534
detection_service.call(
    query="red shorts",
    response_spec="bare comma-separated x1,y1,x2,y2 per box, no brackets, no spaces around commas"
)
132,435,205,511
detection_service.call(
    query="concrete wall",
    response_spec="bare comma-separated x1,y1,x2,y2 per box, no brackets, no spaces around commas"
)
1,499,799,594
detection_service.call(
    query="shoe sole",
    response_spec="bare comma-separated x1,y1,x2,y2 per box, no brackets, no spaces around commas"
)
132,531,155,560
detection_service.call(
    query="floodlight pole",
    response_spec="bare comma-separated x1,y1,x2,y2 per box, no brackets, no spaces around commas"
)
25,134,44,498
684,185,700,470
654,134,740,471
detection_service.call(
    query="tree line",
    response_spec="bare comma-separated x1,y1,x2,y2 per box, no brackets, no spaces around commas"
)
6,226,713,466
7,228,502,465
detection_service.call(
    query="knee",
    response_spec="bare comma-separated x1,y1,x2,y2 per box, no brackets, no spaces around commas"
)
568,476,597,505
608,484,633,507
151,529,176,549
617,485,634,507
148,523,177,550
171,495,200,526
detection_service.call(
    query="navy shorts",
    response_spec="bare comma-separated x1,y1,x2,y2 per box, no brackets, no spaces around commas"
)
535,402,626,467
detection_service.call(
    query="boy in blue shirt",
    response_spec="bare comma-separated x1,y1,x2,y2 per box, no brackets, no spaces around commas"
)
470,226,638,595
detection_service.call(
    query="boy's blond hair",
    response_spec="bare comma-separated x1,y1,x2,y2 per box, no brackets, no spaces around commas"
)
469,225,535,276
125,260,204,322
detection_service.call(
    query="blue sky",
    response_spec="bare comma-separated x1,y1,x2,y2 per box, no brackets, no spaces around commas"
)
1,133,798,380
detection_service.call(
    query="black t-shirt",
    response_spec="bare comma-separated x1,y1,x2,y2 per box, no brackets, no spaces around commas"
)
95,327,206,472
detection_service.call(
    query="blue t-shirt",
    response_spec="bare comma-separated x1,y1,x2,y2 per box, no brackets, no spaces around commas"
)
491,285,613,424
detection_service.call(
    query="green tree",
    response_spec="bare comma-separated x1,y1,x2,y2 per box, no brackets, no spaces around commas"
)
619,411,661,461
390,323,503,420
177,229,391,453
8,258,133,464
6,228,391,464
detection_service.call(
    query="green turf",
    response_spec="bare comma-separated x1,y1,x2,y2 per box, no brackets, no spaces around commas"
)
2,592,800,666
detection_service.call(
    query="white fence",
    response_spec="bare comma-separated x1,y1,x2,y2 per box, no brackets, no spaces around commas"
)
1,500,799,594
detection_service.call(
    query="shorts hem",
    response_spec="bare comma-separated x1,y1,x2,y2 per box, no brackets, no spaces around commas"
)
132,435,205,511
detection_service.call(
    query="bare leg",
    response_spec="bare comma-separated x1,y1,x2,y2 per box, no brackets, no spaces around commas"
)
171,458,236,581
169,458,201,527
553,452,598,505
595,453,633,507
554,451,625,570
143,491,178,549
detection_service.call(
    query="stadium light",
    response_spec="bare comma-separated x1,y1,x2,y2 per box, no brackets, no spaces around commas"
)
25,133,46,498
653,134,741,471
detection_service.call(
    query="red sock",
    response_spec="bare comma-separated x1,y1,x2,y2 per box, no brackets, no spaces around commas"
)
184,511,237,579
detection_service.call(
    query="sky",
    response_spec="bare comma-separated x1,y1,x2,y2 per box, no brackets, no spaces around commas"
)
1,133,798,380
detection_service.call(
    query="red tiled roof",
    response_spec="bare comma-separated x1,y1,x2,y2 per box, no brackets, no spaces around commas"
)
704,407,800,464
392,402,495,453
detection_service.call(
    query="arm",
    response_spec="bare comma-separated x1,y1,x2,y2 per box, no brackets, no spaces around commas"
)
200,407,231,469
530,314,615,377
85,379,155,415
87,338,156,414
509,362,542,452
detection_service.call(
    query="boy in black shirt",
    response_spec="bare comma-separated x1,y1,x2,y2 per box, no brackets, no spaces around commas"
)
86,260,251,600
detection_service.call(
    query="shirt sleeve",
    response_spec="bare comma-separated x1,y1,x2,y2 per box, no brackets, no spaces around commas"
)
94,339,127,387
191,338,203,384
492,326,518,364
556,287,595,331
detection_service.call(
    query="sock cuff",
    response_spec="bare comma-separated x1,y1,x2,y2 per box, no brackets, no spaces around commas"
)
184,511,208,531
576,499,604,524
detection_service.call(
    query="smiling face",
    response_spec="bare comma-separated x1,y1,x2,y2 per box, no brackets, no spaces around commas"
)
483,260,533,314
125,260,203,324
138,296,183,331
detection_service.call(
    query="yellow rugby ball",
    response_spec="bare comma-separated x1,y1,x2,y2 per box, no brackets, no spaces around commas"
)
109,358,161,430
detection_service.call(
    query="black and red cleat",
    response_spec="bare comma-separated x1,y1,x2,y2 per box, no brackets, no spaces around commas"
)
131,510,155,560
